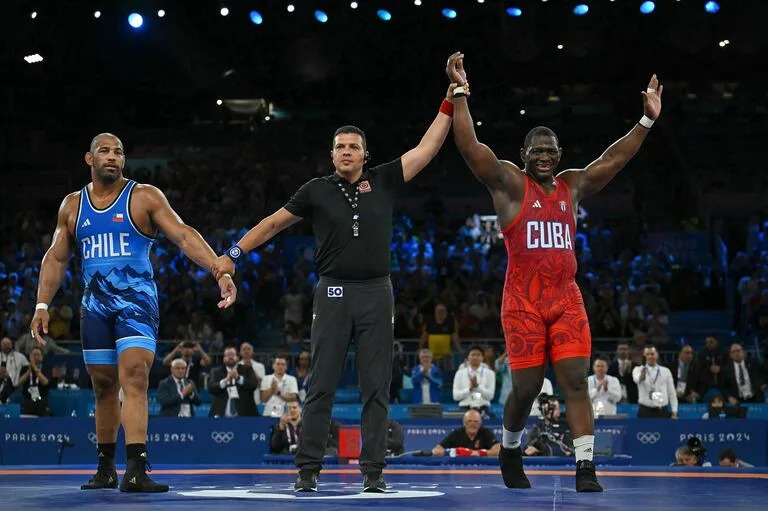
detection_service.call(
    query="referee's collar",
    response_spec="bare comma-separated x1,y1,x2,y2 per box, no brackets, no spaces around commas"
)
331,170,368,185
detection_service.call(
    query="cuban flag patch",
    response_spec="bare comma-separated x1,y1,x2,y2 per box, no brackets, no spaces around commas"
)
112,213,124,223
559,201,567,213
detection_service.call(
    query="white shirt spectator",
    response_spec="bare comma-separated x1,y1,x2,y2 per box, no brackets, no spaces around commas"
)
261,373,299,417
240,359,266,404
453,364,495,409
633,364,677,413
529,378,554,417
0,350,29,386
588,374,622,416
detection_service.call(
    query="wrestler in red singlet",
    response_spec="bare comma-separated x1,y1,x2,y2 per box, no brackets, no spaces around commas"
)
501,174,590,370
447,51,662,493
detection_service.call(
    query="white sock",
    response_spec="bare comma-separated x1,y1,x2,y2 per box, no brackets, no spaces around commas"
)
502,428,524,449
573,435,595,462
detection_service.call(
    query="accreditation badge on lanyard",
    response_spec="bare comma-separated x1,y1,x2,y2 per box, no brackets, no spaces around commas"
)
647,367,664,405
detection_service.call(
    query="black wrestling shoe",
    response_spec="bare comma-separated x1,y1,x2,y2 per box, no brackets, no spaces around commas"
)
80,466,118,489
362,472,387,493
575,460,604,492
499,446,531,489
294,470,318,492
119,455,169,493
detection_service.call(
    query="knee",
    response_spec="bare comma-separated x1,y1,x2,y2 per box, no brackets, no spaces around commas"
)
514,382,544,403
560,371,588,395
92,375,119,401
121,363,150,391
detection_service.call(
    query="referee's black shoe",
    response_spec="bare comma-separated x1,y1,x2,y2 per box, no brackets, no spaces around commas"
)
575,460,603,492
362,472,387,493
80,466,118,489
294,469,318,492
119,455,169,492
499,446,531,489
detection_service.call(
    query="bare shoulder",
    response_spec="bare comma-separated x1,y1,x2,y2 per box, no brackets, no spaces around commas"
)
60,191,81,215
555,168,583,189
131,183,168,208
499,160,526,190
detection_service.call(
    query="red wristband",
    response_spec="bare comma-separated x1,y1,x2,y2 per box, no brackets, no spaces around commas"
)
439,99,454,117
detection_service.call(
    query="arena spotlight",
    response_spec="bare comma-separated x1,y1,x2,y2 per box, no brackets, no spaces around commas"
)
249,10,263,24
639,1,655,14
442,8,457,19
350,2,358,9
287,4,295,13
506,7,522,17
24,54,44,64
30,11,38,19
220,7,229,16
94,10,101,18
377,9,392,21
573,4,588,15
128,13,144,29
315,10,328,23
414,0,422,5
704,1,720,14
157,9,166,18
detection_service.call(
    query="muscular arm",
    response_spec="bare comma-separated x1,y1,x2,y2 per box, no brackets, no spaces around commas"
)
237,208,302,254
558,124,651,203
401,97,453,183
143,185,219,270
36,194,77,306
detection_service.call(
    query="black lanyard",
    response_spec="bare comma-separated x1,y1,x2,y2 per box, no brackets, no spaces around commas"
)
337,180,360,238
646,365,661,389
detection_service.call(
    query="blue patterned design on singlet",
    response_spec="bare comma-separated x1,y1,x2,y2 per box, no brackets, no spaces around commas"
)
75,180,158,314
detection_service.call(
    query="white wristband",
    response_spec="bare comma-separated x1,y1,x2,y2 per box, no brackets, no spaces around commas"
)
35,303,49,311
453,86,466,96
638,115,655,129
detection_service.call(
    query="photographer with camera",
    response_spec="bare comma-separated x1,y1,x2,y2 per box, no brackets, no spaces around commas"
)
524,394,574,457
633,346,678,419
270,401,303,454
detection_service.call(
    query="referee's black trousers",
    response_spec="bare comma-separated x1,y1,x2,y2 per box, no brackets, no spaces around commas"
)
295,276,394,475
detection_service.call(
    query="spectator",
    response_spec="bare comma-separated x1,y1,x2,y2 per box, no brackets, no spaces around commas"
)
588,357,621,417
668,344,701,403
47,305,74,340
1,298,24,339
453,346,495,413
207,346,259,417
528,377,555,418
239,342,266,404
495,352,512,404
633,346,678,419
673,437,711,466
696,336,726,400
431,409,500,457
411,349,443,404
718,448,754,468
261,355,299,417
157,359,202,417
722,343,765,404
419,303,462,370
163,340,211,387
14,329,72,357
17,347,50,416
289,350,311,403
524,395,573,457
0,365,15,403
608,340,638,404
0,336,29,386
270,401,303,454
281,281,305,332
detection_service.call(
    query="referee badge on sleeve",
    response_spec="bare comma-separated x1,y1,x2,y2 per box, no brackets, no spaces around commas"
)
358,180,372,193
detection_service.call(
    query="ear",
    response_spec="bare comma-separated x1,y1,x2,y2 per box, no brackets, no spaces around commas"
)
519,147,526,163
85,152,94,166
364,151,370,163
329,150,334,160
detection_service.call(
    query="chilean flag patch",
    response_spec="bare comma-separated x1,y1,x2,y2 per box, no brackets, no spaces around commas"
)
112,213,124,223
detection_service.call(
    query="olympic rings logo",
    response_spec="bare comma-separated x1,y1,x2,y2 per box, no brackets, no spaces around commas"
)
88,432,98,444
636,432,661,444
211,431,235,444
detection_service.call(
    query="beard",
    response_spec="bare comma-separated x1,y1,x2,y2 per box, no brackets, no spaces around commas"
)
94,166,121,183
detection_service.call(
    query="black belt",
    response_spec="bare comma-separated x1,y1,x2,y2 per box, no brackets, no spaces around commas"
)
640,404,664,410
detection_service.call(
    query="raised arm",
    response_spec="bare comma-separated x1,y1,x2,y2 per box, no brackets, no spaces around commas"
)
448,53,515,191
559,74,663,203
31,193,77,344
211,207,302,280
142,185,236,308
400,79,459,183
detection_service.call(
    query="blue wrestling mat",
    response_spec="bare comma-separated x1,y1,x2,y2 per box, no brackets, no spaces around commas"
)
2,464,767,511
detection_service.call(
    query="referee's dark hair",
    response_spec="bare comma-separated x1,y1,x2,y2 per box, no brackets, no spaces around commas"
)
333,125,367,150
719,448,738,463
467,345,484,355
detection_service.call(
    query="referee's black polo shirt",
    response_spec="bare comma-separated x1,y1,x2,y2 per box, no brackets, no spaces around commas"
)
284,158,405,280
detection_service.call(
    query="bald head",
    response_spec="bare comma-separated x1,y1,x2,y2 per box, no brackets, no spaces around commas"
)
85,133,125,183
462,409,483,435
90,133,123,153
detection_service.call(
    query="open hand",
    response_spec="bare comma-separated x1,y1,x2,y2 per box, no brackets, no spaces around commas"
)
30,309,50,346
217,274,237,309
641,74,663,120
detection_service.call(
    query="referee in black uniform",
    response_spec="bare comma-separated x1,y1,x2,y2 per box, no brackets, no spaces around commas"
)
212,54,467,493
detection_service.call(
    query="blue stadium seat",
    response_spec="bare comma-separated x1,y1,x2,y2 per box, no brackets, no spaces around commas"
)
0,403,21,417
335,388,360,403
